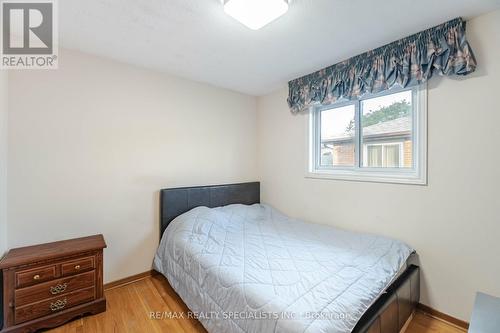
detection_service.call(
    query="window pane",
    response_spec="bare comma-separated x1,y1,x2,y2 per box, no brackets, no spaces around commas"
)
384,144,400,167
361,90,413,168
366,145,382,167
320,105,355,167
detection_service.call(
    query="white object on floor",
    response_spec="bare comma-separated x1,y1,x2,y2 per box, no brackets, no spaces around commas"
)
468,292,500,333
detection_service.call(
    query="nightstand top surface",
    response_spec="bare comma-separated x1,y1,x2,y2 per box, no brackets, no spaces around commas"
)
0,234,107,269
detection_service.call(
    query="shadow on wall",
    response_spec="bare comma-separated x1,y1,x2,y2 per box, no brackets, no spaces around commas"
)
102,191,161,284
153,190,161,244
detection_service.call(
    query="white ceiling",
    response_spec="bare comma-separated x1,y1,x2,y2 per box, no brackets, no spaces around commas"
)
60,0,500,96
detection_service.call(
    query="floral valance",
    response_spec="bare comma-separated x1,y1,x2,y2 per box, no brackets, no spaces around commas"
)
287,17,476,113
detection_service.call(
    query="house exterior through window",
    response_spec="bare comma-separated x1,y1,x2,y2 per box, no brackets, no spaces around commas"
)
307,86,427,184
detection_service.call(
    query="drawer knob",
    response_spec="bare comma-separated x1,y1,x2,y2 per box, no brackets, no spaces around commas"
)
50,298,67,312
50,283,68,295
33,274,40,280
74,265,81,270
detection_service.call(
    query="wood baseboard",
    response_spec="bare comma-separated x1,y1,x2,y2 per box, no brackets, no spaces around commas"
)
104,270,157,290
417,303,469,330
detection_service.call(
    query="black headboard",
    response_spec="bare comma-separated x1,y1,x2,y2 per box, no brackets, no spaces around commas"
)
159,182,260,237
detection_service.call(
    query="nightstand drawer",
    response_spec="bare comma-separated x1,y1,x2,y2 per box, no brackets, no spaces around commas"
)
15,270,95,307
15,286,96,324
61,256,95,276
16,264,57,288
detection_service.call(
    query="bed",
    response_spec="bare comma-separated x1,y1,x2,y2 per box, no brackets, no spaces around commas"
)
153,182,419,333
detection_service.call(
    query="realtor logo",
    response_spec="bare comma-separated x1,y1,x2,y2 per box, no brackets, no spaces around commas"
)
1,0,58,69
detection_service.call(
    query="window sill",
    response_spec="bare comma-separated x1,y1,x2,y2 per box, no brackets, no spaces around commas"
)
305,170,427,185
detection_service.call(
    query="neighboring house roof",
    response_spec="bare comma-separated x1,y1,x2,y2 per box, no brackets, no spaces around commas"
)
363,116,411,137
322,116,411,143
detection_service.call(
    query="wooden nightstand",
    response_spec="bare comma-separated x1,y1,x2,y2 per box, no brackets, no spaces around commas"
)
0,235,107,332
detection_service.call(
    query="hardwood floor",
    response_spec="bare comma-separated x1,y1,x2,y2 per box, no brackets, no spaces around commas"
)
47,274,465,333
407,313,466,333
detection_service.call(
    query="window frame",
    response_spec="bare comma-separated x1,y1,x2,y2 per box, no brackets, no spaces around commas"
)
306,84,427,185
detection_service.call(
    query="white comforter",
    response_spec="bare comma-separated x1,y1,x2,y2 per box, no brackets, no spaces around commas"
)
154,204,412,333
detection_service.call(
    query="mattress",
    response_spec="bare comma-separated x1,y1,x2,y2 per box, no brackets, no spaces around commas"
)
154,204,413,333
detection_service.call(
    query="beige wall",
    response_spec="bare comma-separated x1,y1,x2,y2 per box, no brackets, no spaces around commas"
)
5,9,500,322
256,10,500,321
0,71,7,256
7,49,258,282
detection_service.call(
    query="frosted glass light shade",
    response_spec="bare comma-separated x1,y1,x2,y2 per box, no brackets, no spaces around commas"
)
223,0,289,30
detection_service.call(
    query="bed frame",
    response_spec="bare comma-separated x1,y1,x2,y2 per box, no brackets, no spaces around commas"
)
159,182,419,333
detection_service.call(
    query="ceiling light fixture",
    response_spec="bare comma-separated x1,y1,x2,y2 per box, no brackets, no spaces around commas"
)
223,0,289,30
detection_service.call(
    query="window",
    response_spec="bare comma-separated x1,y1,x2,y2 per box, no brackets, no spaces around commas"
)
307,86,427,184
